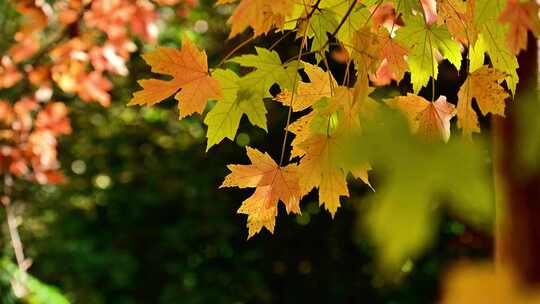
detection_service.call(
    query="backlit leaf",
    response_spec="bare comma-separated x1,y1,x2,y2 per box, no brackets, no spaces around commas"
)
221,147,301,238
129,36,222,118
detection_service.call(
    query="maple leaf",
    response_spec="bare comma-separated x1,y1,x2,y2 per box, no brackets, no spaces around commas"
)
457,66,510,138
229,47,298,99
387,94,457,142
292,78,375,216
470,0,519,94
473,0,506,26
304,9,338,61
275,61,337,112
324,0,372,54
377,30,408,83
226,0,295,38
327,78,379,130
297,134,350,216
391,0,423,19
204,69,267,150
346,109,492,270
499,0,540,54
351,27,384,77
437,0,477,45
370,60,395,86
129,36,222,118
395,15,462,93
288,111,317,158
221,147,301,238
389,0,436,23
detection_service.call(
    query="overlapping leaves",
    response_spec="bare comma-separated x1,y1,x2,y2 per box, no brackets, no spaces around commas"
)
128,0,537,251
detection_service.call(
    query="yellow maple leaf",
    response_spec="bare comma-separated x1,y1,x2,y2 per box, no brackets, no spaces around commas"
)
329,76,379,130
297,134,349,217
220,147,301,238
226,0,296,38
288,110,317,158
457,66,510,138
290,78,374,215
275,61,337,112
387,94,456,142
128,36,222,118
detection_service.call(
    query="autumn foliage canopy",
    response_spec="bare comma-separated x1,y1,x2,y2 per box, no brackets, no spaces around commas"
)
1,0,540,301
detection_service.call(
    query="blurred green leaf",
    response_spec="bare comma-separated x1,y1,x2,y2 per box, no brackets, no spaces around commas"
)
0,259,70,304
345,109,493,271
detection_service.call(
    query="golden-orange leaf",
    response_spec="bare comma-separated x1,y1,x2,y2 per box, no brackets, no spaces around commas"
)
221,147,301,238
275,61,337,112
457,66,510,138
129,36,221,118
387,94,456,142
226,0,295,38
297,135,349,217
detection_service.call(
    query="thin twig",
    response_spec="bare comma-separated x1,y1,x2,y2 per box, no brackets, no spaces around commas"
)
215,35,255,68
318,0,358,52
2,174,29,297
278,0,314,166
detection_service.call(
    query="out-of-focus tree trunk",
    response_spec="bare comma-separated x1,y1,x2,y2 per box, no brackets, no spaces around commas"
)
494,33,540,285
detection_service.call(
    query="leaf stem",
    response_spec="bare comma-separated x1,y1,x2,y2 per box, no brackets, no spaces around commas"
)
319,0,358,52
417,0,436,102
215,36,255,68
278,0,314,166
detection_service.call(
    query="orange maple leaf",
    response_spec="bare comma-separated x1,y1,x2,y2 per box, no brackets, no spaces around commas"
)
387,94,456,142
378,31,408,83
226,0,294,38
220,147,301,238
499,0,540,54
129,36,222,118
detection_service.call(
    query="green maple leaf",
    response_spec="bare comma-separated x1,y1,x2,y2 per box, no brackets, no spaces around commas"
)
396,16,462,93
308,9,338,61
473,0,506,26
229,47,298,96
320,0,371,53
392,0,423,19
204,69,267,150
481,23,519,95
468,0,519,94
468,0,518,94
344,110,492,271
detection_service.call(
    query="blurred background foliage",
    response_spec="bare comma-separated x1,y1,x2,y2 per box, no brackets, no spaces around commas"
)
0,0,497,302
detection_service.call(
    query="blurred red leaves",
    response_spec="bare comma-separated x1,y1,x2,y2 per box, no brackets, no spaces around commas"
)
0,0,188,185
0,99,71,184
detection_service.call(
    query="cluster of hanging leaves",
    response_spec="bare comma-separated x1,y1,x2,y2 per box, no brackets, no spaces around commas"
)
0,0,192,184
131,0,539,244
